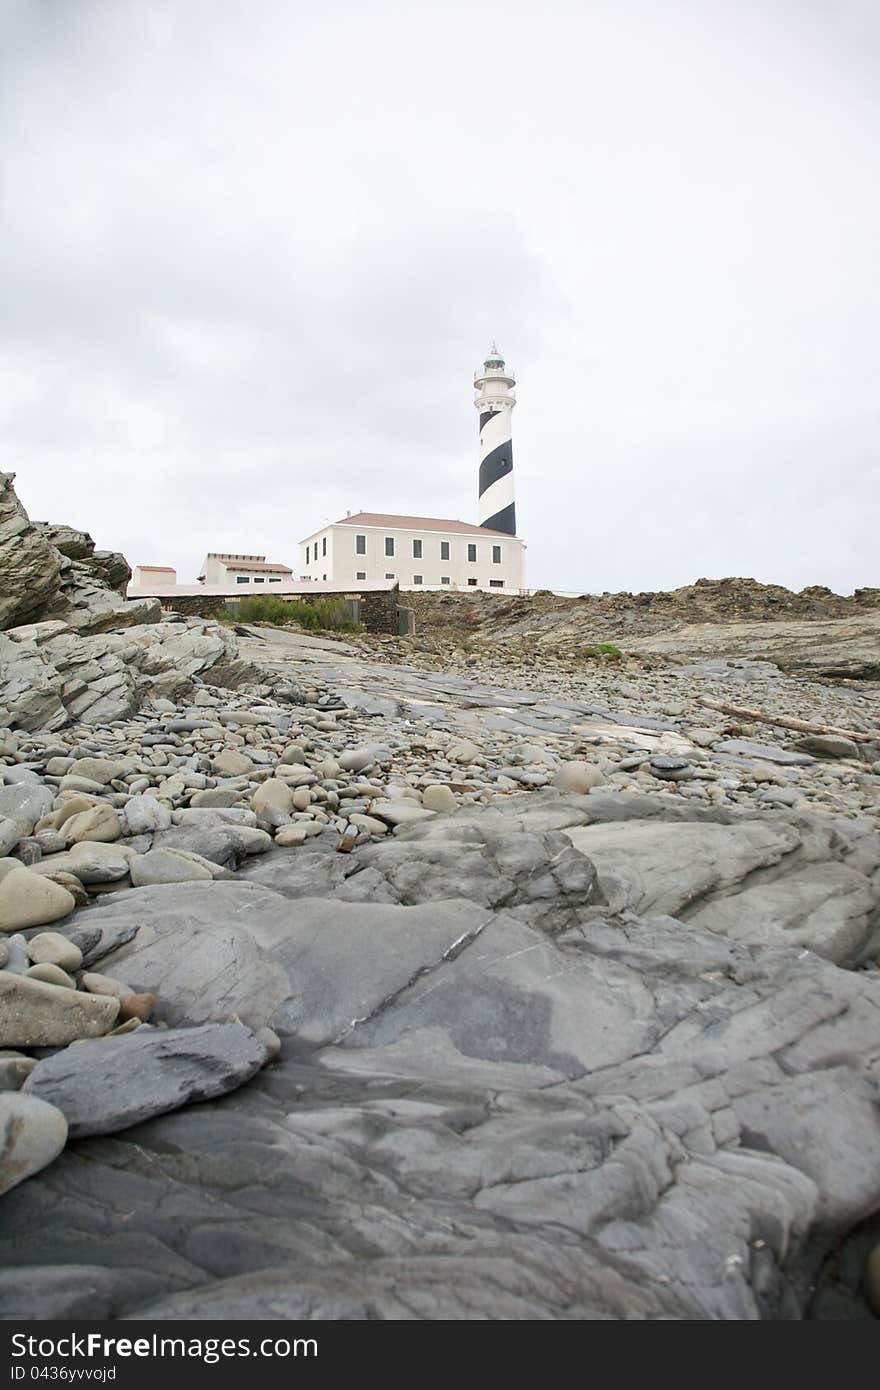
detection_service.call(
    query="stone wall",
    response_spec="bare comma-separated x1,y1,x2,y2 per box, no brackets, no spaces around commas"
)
157,594,229,620
358,587,400,635
148,586,402,635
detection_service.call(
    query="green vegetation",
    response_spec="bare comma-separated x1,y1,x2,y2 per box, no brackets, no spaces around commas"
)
583,643,623,661
232,594,361,632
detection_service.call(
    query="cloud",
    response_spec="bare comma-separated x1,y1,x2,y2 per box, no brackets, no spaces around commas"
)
1,0,878,594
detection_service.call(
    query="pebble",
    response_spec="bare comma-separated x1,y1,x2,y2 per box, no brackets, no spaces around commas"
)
123,797,173,834
421,784,458,812
130,850,215,886
24,963,77,990
0,867,75,933
0,974,119,1048
552,761,607,793
26,933,83,971
0,1093,68,1195
62,804,121,845
274,826,309,846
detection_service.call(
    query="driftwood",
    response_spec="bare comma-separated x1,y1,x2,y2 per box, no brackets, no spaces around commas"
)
696,696,875,744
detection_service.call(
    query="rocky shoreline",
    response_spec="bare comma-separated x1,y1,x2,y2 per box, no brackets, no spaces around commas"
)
1,475,878,1320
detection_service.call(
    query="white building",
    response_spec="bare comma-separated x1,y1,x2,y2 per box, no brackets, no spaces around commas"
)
299,512,524,592
197,552,294,588
299,344,525,592
131,565,177,588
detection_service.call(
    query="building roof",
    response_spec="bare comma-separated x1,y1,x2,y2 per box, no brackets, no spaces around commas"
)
218,559,293,573
329,512,518,539
135,565,176,572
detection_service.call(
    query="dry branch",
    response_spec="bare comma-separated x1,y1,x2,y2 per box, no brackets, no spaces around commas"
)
696,696,875,744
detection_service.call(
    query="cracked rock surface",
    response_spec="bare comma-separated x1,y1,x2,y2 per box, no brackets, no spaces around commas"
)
2,789,878,1319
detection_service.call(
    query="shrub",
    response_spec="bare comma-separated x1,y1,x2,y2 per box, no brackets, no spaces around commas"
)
235,594,361,632
583,643,622,661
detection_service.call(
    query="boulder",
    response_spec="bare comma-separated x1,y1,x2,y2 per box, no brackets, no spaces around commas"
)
0,473,62,630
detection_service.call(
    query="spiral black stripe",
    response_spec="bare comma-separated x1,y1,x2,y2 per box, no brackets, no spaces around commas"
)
481,501,516,535
479,440,513,495
479,410,496,433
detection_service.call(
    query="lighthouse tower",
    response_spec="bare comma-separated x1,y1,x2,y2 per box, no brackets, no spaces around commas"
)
475,343,517,535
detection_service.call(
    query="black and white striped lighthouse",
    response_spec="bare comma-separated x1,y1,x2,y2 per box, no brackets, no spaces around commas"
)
475,342,517,535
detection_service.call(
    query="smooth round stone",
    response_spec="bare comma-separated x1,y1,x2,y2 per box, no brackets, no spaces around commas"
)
34,829,67,855
251,780,294,815
280,746,307,765
211,750,254,777
447,740,480,765
190,789,246,809
649,757,694,782
67,757,127,785
0,940,7,968
0,869,75,934
119,992,155,1022
511,743,556,765
24,963,76,990
130,850,214,886
421,784,457,813
123,796,173,835
2,936,29,974
0,818,19,858
274,826,308,847
58,776,109,795
26,933,83,971
81,972,134,1002
292,786,312,811
338,748,377,774
347,813,388,835
62,804,121,845
0,784,54,836
0,1093,68,1195
553,761,607,794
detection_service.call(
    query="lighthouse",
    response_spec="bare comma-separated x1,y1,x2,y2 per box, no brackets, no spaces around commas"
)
475,343,517,535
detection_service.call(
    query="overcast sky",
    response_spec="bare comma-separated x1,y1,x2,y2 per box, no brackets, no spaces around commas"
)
1,0,877,594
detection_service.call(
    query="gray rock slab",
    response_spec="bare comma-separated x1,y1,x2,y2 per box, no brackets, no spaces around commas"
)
715,739,816,765
23,1022,272,1137
92,883,493,1041
561,818,802,917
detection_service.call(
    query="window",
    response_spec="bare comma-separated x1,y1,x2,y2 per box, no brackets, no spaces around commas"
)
356,570,366,580
253,577,265,584
305,545,310,564
467,578,478,587
490,579,504,588
492,545,501,564
322,574,327,581
412,539,422,558
385,537,395,556
322,537,327,557
467,544,477,562
413,575,423,585
441,576,450,585
385,572,395,579
269,577,281,583
440,541,450,561
356,534,366,555
236,576,249,585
